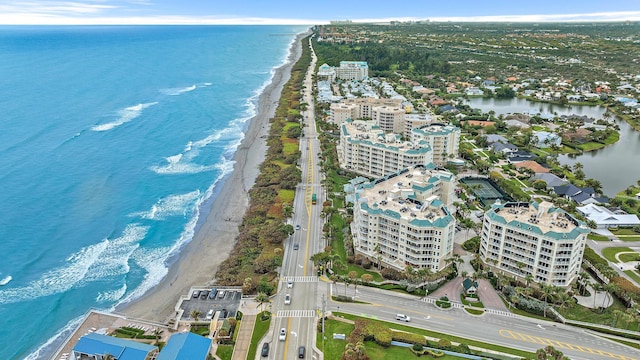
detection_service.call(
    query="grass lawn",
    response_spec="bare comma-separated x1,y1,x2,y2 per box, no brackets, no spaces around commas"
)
588,233,609,241
216,345,234,360
329,213,382,282
624,270,640,284
618,236,640,242
246,312,271,360
602,247,632,262
619,252,640,263
283,140,298,155
283,121,299,131
276,189,295,203
611,228,640,236
558,298,640,331
333,313,534,358
365,343,466,359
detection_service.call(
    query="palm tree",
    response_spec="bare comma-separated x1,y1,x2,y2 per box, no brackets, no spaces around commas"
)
592,282,602,309
348,271,359,297
152,328,163,345
256,292,270,312
190,309,202,322
540,284,555,318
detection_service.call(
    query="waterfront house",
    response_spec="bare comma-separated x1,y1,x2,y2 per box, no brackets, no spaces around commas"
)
516,161,549,174
532,173,567,189
490,142,518,154
532,131,561,148
486,134,509,144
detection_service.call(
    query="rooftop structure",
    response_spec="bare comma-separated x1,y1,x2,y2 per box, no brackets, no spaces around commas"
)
72,333,158,360
480,201,589,287
157,332,212,360
352,165,456,271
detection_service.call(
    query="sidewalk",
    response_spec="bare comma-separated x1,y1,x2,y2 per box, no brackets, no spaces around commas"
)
232,314,256,360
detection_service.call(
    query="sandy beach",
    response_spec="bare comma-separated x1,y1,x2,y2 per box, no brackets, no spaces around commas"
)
119,31,306,322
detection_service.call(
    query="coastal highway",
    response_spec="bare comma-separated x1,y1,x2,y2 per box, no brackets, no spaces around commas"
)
329,285,640,360
268,38,323,359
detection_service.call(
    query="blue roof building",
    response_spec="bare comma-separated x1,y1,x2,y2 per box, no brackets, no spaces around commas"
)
73,333,158,360
157,332,212,360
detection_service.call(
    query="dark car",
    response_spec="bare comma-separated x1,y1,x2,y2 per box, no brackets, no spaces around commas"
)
293,243,299,250
261,342,269,357
298,346,305,358
220,309,228,318
200,290,209,299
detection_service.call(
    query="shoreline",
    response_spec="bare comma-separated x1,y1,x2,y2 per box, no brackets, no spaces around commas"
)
118,31,307,322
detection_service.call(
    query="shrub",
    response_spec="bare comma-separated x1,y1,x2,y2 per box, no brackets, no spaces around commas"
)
437,339,451,349
391,330,426,345
373,329,392,347
381,268,403,281
412,343,423,352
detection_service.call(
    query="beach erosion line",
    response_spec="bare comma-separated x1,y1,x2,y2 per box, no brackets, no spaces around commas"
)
117,31,308,322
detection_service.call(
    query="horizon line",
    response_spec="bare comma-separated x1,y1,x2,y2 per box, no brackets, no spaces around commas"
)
1,11,640,26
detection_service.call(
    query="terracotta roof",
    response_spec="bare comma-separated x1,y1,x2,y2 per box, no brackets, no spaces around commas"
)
516,161,549,173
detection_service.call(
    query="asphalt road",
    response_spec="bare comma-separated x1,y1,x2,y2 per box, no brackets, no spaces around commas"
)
268,40,323,360
330,285,640,360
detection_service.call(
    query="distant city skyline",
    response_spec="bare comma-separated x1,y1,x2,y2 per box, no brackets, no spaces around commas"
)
1,0,640,25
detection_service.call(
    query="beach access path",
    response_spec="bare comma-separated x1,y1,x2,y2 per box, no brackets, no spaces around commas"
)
119,31,307,322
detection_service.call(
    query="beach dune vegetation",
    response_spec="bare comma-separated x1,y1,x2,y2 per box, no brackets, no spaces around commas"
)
215,36,312,291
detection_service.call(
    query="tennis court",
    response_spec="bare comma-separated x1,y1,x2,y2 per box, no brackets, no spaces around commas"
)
460,177,509,206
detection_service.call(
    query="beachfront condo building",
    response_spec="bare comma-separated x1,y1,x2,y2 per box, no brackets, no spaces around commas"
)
336,61,369,81
403,113,437,137
411,123,461,166
338,119,433,178
373,105,407,133
317,61,369,82
479,201,589,288
330,97,404,126
351,165,456,272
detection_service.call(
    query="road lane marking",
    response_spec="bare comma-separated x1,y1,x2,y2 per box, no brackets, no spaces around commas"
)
498,329,637,360
277,310,316,318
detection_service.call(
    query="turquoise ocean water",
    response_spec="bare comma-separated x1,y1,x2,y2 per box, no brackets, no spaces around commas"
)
0,25,305,359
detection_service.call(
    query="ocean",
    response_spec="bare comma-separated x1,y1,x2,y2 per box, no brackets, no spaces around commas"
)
0,25,306,359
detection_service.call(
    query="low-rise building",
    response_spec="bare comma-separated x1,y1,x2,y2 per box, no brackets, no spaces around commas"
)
352,165,456,272
479,201,589,287
157,332,212,360
577,204,640,229
72,333,158,360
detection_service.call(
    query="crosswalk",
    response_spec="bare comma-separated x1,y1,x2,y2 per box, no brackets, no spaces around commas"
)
276,310,316,318
283,276,318,283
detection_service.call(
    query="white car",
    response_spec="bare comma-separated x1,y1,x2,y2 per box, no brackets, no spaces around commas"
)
395,314,411,322
206,309,214,320
279,328,287,341
287,280,294,288
284,294,291,305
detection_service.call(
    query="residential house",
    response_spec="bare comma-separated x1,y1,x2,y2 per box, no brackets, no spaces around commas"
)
466,87,484,96
515,161,549,174
486,134,509,144
489,142,518,154
507,150,535,164
562,128,592,144
504,119,530,129
553,184,600,205
532,131,561,148
532,173,567,189
577,204,640,229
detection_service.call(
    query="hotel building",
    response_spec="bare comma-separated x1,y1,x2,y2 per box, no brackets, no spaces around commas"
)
352,165,456,272
479,201,589,287
338,120,433,178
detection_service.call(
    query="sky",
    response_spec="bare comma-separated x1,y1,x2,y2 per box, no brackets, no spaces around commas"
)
1,0,640,25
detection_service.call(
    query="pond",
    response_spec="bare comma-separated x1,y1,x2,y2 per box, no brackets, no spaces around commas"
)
464,98,640,197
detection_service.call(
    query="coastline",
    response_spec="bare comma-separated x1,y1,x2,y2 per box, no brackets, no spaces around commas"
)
119,31,307,322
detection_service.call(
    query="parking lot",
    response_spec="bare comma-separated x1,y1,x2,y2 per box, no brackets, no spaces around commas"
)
179,288,242,321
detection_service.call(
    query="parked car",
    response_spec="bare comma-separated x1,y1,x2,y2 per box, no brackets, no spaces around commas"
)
279,328,287,341
261,342,269,357
284,294,291,305
209,288,217,299
200,290,209,299
206,309,214,320
192,290,200,298
395,313,411,322
217,290,226,299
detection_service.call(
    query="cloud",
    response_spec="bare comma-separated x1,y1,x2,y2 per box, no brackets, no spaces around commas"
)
0,1,117,16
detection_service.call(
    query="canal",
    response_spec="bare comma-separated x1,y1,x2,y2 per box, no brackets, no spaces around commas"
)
464,97,640,197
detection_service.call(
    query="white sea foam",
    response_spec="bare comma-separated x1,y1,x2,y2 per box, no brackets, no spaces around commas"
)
138,190,201,220
161,85,197,96
0,225,147,305
91,102,158,132
117,246,170,307
24,314,86,360
0,275,11,286
96,283,127,303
